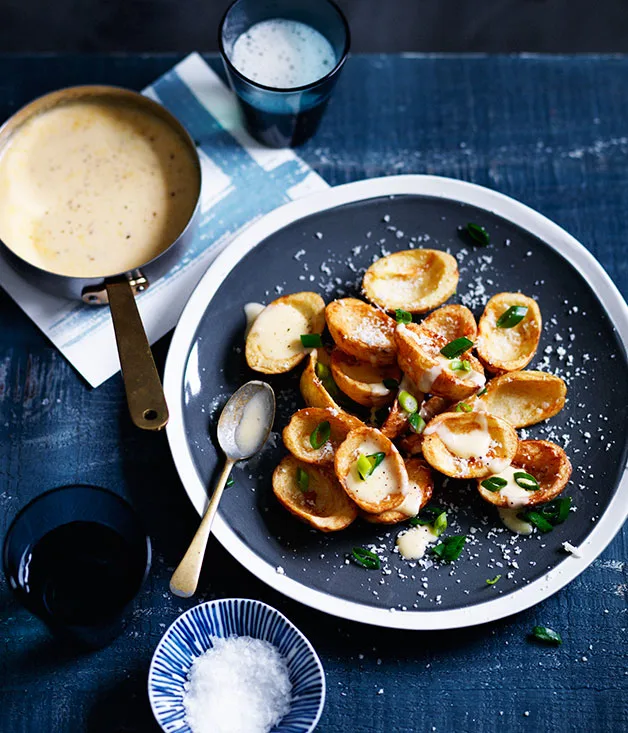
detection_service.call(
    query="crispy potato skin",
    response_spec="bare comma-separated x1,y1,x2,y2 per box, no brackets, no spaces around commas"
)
362,459,434,524
330,349,400,408
246,291,326,374
474,370,567,428
362,249,458,314
420,305,477,343
300,349,342,411
477,439,572,507
395,322,485,401
422,412,518,479
325,298,397,366
476,293,542,375
273,455,358,532
380,375,424,439
283,407,362,465
334,426,408,513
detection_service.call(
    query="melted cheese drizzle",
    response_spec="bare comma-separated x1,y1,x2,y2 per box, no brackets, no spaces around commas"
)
248,303,309,361
234,391,268,456
489,464,533,508
0,100,199,277
427,413,491,459
498,507,533,535
396,525,437,560
396,488,424,517
243,302,265,338
345,437,404,505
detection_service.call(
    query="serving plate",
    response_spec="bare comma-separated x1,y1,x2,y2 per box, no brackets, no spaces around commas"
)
164,175,628,630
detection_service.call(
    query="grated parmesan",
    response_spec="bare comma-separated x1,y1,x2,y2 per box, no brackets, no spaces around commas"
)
183,636,292,733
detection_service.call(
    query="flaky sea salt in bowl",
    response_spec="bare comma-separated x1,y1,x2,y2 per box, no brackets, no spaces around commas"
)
148,598,325,733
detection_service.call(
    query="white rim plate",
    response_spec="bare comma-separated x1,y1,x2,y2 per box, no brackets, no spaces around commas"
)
164,175,628,630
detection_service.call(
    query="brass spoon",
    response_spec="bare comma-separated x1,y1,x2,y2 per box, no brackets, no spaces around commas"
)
169,380,275,598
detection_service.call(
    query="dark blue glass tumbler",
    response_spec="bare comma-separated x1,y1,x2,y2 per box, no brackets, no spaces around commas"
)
219,0,350,148
3,485,151,649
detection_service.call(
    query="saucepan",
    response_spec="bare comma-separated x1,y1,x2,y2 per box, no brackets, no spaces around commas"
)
0,86,202,430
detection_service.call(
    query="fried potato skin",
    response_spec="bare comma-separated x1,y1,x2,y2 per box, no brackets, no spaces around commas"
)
477,439,572,507
300,349,342,410
283,407,363,465
362,249,459,314
273,455,358,532
422,411,518,479
475,370,567,428
476,292,542,375
362,458,434,524
395,322,485,401
334,426,408,513
420,304,478,343
246,291,326,374
325,298,397,366
330,349,400,408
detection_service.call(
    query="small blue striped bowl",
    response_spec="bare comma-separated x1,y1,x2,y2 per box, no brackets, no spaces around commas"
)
148,598,325,733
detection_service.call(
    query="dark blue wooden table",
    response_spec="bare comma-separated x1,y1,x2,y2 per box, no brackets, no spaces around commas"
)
1,54,627,733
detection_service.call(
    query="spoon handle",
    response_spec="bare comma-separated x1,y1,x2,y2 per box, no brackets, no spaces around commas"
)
170,457,236,598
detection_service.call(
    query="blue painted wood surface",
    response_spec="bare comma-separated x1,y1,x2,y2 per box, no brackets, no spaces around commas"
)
0,54,627,733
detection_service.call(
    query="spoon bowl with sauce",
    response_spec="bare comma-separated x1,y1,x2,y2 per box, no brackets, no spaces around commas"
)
0,86,202,430
170,380,276,598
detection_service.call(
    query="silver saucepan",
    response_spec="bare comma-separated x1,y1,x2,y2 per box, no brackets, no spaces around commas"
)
0,86,202,430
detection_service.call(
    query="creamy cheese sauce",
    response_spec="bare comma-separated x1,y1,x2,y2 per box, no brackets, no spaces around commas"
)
0,100,199,277
490,464,533,508
248,303,309,361
396,525,437,560
345,437,404,505
396,487,424,517
235,391,269,456
427,413,492,460
498,507,533,534
244,302,265,338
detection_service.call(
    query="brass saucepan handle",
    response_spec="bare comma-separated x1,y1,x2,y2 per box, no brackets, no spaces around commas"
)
106,276,169,431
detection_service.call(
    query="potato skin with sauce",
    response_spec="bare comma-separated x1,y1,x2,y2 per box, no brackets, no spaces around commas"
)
477,439,572,507
325,298,397,366
282,407,363,466
361,458,433,525
330,349,400,408
334,426,408,513
362,249,458,314
273,455,358,532
246,291,325,374
421,411,518,479
476,292,542,375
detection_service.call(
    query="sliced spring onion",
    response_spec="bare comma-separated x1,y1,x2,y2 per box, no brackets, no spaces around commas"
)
433,512,448,536
531,626,562,645
315,361,330,380
440,336,474,359
496,305,528,329
301,333,323,348
432,535,467,563
323,376,340,398
450,358,471,372
310,420,331,450
486,574,502,585
538,496,572,524
398,390,418,413
409,505,446,527
395,308,412,324
408,412,426,434
296,467,309,492
351,547,381,570
455,402,473,412
477,386,488,396
514,471,540,491
356,452,386,480
383,378,399,390
481,476,508,492
226,476,235,487
523,511,553,533
466,222,490,246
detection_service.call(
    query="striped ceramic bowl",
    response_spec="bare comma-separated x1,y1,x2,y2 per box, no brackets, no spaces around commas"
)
148,598,325,732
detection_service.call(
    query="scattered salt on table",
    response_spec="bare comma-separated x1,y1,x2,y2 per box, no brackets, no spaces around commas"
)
183,636,292,733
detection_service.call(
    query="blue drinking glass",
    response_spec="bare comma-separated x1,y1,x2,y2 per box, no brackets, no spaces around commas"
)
3,485,151,649
219,0,350,148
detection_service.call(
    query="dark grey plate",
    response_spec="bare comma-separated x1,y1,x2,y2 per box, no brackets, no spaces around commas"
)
178,192,628,617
